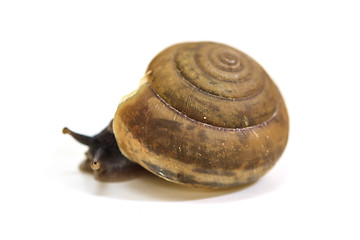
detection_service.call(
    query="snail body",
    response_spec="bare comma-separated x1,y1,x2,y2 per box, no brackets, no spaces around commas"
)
64,42,289,188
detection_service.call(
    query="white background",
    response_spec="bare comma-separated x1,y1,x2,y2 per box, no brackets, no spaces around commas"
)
1,0,359,239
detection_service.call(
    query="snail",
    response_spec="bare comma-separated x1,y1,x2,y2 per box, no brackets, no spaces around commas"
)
63,42,289,188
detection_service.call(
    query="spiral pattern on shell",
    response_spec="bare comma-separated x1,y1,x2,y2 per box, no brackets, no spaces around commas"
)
175,42,262,98
113,42,289,188
147,42,278,128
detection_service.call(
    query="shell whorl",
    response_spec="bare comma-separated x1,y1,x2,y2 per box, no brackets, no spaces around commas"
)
175,42,263,99
147,42,278,128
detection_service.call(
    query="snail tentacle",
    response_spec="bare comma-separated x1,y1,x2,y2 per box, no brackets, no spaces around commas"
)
62,127,92,146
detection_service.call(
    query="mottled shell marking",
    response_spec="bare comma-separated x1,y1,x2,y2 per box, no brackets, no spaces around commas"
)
113,42,289,188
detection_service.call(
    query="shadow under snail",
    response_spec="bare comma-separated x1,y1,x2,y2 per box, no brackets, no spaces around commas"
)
63,42,289,188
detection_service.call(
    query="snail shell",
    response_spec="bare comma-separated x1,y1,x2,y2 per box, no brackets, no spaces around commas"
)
113,42,289,188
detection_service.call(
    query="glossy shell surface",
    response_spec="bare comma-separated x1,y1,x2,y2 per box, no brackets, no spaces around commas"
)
113,42,289,188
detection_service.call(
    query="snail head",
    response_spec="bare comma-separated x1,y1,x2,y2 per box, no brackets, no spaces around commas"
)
63,120,143,181
62,121,120,172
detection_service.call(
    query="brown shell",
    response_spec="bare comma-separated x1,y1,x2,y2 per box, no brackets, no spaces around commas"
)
113,42,289,188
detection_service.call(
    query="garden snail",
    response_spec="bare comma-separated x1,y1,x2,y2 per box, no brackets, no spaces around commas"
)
63,42,289,188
